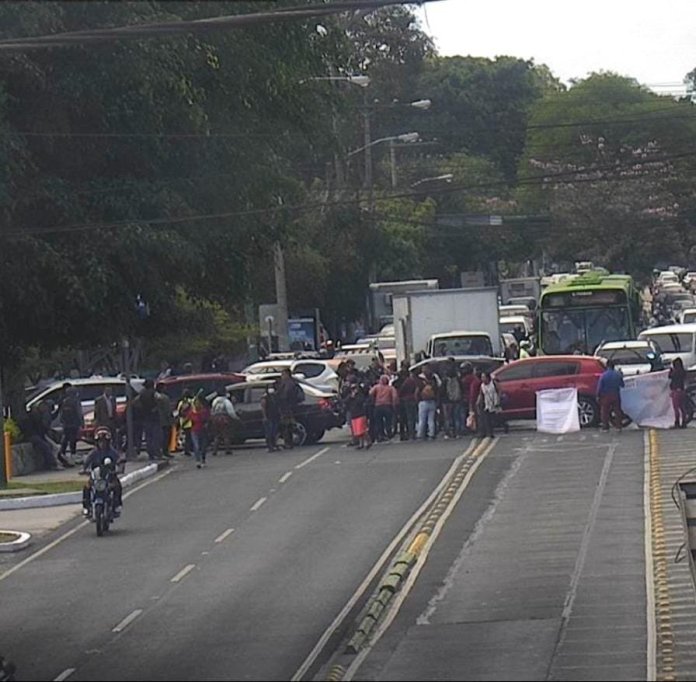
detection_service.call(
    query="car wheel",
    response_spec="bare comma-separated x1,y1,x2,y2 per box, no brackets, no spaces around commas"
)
305,429,325,445
577,396,599,428
292,422,308,447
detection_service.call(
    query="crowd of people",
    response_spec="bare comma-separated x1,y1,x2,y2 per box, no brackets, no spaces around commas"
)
337,356,507,448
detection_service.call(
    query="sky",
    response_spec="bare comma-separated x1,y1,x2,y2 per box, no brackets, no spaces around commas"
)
415,0,696,95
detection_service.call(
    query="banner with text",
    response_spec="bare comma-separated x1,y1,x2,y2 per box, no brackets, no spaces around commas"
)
621,370,673,429
536,387,580,434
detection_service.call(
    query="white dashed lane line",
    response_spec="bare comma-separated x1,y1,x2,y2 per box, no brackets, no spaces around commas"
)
295,446,330,470
279,471,293,484
170,564,196,583
250,497,267,512
54,668,76,681
112,609,143,633
214,528,235,543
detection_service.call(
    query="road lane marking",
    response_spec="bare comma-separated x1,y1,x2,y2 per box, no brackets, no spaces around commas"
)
171,564,196,583
214,528,235,543
279,471,293,483
54,668,76,681
343,438,496,680
251,497,267,511
295,446,330,470
112,609,143,633
293,439,480,682
0,467,174,585
644,430,657,682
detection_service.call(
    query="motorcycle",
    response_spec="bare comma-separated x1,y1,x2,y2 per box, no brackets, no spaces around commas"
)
90,457,117,537
0,655,16,681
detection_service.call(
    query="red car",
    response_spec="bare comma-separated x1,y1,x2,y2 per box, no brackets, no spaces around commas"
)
157,373,246,406
492,355,605,427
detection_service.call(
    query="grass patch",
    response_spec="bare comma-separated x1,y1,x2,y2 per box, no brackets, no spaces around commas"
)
0,532,20,543
7,480,84,495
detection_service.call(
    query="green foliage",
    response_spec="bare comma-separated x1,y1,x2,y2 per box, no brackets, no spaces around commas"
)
3,416,21,442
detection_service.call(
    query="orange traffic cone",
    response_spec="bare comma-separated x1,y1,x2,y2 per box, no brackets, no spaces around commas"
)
168,426,178,453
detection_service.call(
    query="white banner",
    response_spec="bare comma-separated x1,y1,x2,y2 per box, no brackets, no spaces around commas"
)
537,387,580,434
620,370,673,429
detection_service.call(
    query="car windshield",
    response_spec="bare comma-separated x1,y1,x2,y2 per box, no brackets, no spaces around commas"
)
642,333,694,354
245,365,286,374
541,307,630,354
596,348,652,365
683,312,696,323
432,336,493,356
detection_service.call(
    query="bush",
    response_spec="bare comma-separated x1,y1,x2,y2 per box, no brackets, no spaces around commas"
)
3,417,21,443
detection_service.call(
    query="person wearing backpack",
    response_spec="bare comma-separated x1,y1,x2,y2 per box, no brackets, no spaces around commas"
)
276,369,304,449
176,389,195,457
442,363,463,439
57,385,81,467
416,364,441,441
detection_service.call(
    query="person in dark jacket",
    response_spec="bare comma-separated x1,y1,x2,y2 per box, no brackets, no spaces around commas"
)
155,383,175,458
261,385,281,452
669,357,688,428
57,386,80,467
27,401,61,470
597,359,625,431
133,379,161,461
276,369,304,449
94,386,117,440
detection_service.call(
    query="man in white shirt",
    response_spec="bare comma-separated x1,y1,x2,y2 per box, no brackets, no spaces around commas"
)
211,390,240,456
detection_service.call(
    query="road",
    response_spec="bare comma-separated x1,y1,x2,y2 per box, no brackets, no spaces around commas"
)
2,426,692,681
0,431,472,681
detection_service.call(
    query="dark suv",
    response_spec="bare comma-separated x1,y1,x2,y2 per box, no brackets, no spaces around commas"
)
227,379,344,446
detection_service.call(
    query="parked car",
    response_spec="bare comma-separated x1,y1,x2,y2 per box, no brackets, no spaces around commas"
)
594,340,664,376
25,376,145,443
639,324,696,371
410,355,504,377
241,359,338,392
157,372,246,408
224,379,344,446
492,355,606,427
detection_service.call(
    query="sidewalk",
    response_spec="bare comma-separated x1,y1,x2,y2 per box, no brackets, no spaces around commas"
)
0,454,175,539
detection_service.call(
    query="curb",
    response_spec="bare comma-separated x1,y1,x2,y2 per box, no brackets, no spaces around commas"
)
0,460,169,511
0,531,31,553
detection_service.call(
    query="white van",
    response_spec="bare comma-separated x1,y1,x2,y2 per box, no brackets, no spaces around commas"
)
638,323,696,369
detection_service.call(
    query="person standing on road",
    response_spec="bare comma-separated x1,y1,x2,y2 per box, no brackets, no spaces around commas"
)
442,362,463,439
27,401,61,470
369,375,398,441
276,369,304,449
478,372,501,438
176,389,195,457
134,379,162,461
396,366,418,441
57,386,80,467
346,381,372,450
191,393,211,468
597,359,625,431
459,363,475,435
210,389,239,456
416,364,441,441
468,367,483,435
155,384,175,459
669,357,688,429
94,386,117,441
261,385,281,452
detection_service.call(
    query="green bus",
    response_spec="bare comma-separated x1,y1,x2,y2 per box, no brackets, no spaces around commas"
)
538,272,642,355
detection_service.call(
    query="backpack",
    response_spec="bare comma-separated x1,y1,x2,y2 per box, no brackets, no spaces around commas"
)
421,382,435,401
446,376,462,402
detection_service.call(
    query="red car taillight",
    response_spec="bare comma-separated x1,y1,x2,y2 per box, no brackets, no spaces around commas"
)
319,398,333,411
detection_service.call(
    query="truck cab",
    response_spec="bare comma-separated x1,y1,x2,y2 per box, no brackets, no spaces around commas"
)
426,331,494,358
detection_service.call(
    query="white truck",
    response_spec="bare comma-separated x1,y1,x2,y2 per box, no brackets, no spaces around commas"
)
499,277,541,304
393,287,501,365
368,279,439,333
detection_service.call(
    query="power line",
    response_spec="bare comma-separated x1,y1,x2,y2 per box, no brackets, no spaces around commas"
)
4,147,696,239
0,0,442,52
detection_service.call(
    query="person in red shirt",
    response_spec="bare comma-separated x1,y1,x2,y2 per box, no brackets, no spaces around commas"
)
190,394,211,469
396,368,419,441
369,375,399,441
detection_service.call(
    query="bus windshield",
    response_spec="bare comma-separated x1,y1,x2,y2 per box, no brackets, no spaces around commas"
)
541,307,630,354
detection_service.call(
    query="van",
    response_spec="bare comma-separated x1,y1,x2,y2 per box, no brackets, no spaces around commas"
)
638,323,696,370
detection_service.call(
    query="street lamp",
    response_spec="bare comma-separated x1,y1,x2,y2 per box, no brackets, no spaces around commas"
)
346,132,420,158
410,173,454,188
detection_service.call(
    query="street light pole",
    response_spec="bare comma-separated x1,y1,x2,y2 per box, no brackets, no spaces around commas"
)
273,240,290,352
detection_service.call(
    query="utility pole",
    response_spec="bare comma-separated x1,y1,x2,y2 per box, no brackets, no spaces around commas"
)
363,88,377,284
273,241,290,352
0,369,7,488
122,337,135,460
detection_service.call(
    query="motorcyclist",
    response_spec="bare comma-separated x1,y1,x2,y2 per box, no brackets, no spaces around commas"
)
81,427,123,518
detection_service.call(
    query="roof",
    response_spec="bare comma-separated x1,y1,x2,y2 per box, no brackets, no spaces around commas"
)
430,331,492,339
541,272,634,295
159,372,244,383
597,340,653,349
640,324,696,334
499,316,528,324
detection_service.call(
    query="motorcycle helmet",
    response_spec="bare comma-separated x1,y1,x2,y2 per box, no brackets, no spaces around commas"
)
94,427,112,441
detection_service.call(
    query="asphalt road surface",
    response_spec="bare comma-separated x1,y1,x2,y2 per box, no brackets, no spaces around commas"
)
0,432,474,682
